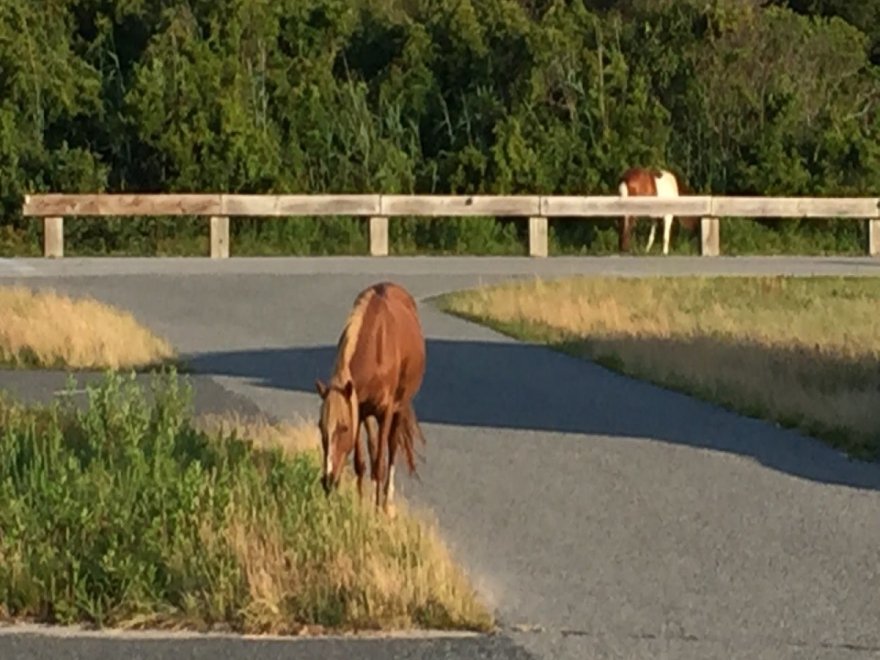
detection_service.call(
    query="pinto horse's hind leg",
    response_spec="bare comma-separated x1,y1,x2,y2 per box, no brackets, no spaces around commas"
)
662,214,673,255
619,216,629,252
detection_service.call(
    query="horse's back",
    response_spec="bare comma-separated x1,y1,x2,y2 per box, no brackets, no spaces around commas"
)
619,167,679,197
368,282,423,346
619,167,657,196
376,282,420,317
375,282,426,382
345,282,425,401
653,170,679,197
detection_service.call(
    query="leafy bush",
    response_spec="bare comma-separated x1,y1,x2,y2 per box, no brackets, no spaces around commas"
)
1,0,878,256
0,370,491,634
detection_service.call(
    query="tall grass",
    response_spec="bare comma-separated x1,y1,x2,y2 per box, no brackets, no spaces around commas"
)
0,286,176,370
437,276,880,460
0,370,492,634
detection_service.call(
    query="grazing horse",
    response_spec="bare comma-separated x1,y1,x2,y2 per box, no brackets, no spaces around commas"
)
617,167,699,255
315,281,426,514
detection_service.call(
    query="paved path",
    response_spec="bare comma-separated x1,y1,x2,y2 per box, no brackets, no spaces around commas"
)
1,256,879,659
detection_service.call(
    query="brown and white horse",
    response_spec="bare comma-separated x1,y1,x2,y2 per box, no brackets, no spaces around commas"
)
617,167,698,255
315,281,426,515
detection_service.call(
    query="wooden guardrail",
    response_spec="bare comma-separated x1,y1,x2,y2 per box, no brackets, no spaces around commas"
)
21,193,880,258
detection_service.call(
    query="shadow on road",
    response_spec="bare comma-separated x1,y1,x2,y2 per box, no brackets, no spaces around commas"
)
185,337,880,493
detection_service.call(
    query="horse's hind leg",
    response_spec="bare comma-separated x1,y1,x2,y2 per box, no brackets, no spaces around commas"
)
383,412,401,517
662,214,673,255
373,410,392,511
619,216,633,252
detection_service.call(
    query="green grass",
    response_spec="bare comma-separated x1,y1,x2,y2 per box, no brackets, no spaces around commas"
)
0,369,493,635
435,275,880,461
1,215,867,258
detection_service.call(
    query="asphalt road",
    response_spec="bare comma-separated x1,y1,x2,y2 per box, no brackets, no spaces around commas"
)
1,255,879,660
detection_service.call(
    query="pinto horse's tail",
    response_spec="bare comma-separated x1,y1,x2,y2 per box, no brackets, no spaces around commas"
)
617,179,634,252
395,402,426,478
673,176,701,234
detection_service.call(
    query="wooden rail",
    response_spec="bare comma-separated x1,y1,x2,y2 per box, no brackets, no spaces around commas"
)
22,193,880,258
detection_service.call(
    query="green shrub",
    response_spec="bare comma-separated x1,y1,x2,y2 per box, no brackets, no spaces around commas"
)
0,370,491,634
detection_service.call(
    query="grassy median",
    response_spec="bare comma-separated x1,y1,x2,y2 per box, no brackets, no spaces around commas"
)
0,370,493,635
436,275,880,460
0,285,176,370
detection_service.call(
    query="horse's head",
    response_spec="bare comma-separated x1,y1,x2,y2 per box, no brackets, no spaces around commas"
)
315,378,359,495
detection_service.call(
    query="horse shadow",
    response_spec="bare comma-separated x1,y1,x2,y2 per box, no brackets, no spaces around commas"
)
184,336,880,492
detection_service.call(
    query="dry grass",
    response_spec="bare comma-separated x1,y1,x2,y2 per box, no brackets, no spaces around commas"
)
185,410,495,635
0,285,176,369
216,494,492,635
193,411,321,457
437,275,880,459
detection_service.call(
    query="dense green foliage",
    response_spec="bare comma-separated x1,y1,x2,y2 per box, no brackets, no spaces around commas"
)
0,370,491,632
1,0,878,255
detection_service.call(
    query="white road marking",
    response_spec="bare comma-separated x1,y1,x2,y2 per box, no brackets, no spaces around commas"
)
0,622,481,641
53,389,89,396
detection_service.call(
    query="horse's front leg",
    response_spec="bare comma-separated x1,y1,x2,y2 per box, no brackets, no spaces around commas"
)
363,415,379,492
353,418,366,501
645,219,657,253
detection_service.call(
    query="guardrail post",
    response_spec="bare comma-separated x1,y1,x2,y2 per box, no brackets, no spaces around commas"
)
868,216,880,257
370,216,388,256
700,216,720,256
44,216,63,258
529,216,548,257
210,216,230,258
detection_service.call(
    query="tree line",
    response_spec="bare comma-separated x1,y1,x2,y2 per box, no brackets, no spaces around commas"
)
1,0,878,256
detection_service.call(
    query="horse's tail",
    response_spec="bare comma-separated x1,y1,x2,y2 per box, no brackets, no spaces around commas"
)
617,178,634,252
395,401,426,478
671,172,701,234
678,216,700,233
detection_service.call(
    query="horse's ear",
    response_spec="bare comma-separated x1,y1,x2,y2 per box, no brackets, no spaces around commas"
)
342,380,354,400
315,379,328,399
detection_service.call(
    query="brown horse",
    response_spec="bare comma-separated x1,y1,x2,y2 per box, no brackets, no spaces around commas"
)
617,167,700,254
315,281,426,514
